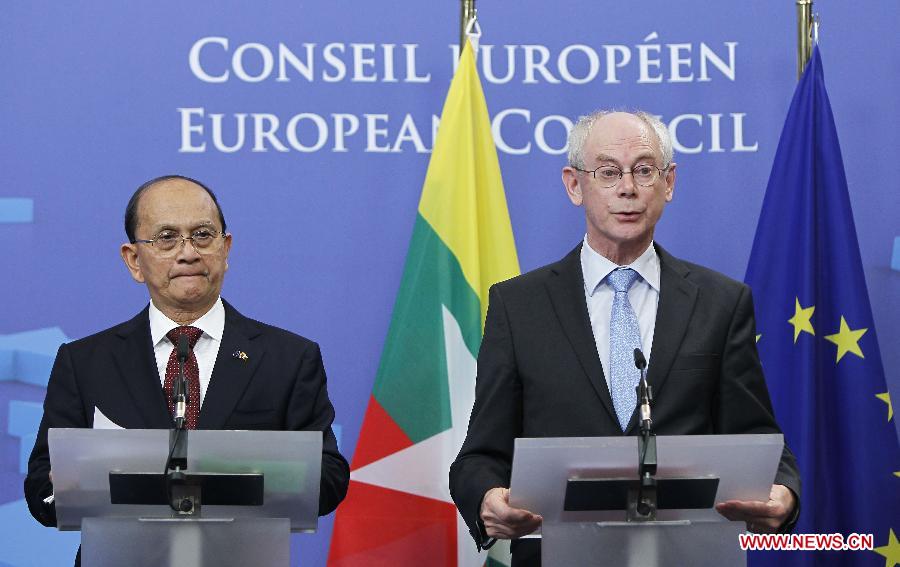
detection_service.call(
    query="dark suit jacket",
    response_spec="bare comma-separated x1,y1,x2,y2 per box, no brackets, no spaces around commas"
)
25,299,349,528
449,244,800,565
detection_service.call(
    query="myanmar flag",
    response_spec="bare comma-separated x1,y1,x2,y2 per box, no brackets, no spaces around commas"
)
328,39,519,566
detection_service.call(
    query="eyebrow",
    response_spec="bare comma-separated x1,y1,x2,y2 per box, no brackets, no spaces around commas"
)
594,153,658,166
151,220,216,233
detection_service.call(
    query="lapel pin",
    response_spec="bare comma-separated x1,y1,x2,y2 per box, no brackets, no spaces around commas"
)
232,350,249,361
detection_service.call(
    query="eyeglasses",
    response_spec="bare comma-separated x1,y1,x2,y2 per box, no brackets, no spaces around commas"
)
572,163,669,189
132,228,226,255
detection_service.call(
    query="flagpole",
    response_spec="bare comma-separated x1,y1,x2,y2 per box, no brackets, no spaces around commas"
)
796,0,813,79
460,0,476,55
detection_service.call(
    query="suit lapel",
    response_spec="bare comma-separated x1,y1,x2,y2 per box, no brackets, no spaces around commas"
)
112,306,173,428
198,301,264,429
545,245,619,425
631,244,699,434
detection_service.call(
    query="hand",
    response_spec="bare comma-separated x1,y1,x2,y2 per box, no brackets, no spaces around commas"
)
715,484,796,533
480,487,543,539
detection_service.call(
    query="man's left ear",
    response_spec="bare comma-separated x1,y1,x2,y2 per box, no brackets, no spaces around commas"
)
223,233,233,270
664,163,676,202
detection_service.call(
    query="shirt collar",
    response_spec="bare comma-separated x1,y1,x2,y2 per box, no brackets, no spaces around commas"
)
580,236,660,296
149,296,225,346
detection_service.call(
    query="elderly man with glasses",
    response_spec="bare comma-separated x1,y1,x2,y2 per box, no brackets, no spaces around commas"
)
24,175,349,564
450,110,800,566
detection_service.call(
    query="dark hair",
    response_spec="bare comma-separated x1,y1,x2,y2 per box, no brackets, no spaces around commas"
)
124,175,227,242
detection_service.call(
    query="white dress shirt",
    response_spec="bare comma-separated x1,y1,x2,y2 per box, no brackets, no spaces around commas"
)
580,237,660,389
149,296,225,408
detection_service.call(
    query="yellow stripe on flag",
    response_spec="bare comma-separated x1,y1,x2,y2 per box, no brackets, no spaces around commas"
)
417,39,519,325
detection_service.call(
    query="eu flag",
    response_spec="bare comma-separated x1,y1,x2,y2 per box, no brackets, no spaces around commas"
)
745,46,900,566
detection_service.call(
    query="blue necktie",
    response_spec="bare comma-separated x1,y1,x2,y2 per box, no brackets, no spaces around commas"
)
608,268,642,431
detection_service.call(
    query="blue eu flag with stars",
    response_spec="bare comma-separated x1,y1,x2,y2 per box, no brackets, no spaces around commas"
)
745,46,900,566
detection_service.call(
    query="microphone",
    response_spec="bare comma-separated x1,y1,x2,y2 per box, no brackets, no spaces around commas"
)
174,333,190,428
633,347,656,519
633,348,646,371
165,331,194,514
177,333,190,362
633,348,651,433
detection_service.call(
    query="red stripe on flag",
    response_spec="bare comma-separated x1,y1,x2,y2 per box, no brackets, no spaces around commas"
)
328,480,458,566
351,395,414,470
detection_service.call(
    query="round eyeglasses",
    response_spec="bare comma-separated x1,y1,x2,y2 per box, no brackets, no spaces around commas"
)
132,228,226,255
572,163,669,189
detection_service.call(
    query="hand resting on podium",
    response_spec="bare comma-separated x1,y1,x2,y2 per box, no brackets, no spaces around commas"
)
715,483,797,533
480,487,543,539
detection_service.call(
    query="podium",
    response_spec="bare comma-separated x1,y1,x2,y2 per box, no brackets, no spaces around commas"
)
48,428,323,566
509,434,783,566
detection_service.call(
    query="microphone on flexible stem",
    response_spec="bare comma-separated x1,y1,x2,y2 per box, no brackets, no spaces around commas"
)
174,333,190,429
165,333,194,513
633,348,657,519
633,348,652,434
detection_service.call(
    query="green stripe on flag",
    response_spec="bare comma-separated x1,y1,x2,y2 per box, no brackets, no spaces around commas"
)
372,213,482,443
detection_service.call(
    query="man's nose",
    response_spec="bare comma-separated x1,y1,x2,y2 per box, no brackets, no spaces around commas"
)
175,237,203,260
617,172,638,196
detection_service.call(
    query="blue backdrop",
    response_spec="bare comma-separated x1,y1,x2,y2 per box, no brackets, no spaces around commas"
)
1,2,897,565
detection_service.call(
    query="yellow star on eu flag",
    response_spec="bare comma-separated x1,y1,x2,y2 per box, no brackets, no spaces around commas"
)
873,528,900,567
824,316,867,363
788,297,815,343
876,392,893,422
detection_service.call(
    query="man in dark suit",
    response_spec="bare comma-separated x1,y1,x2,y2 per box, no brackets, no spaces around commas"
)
449,110,800,565
24,175,349,549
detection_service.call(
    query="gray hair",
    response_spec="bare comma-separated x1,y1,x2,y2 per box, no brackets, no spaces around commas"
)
567,109,673,169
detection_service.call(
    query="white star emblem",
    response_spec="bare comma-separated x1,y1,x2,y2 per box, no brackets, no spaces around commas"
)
351,305,484,566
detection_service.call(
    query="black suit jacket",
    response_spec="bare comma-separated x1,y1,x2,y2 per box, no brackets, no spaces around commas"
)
25,299,349,528
449,244,800,565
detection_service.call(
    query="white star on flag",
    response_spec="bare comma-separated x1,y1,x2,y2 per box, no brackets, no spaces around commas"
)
351,305,483,566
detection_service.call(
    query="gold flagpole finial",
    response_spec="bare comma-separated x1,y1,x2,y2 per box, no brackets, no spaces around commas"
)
796,0,815,79
460,0,477,56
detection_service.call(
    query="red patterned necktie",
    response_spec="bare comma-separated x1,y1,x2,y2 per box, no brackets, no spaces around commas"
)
164,326,203,429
